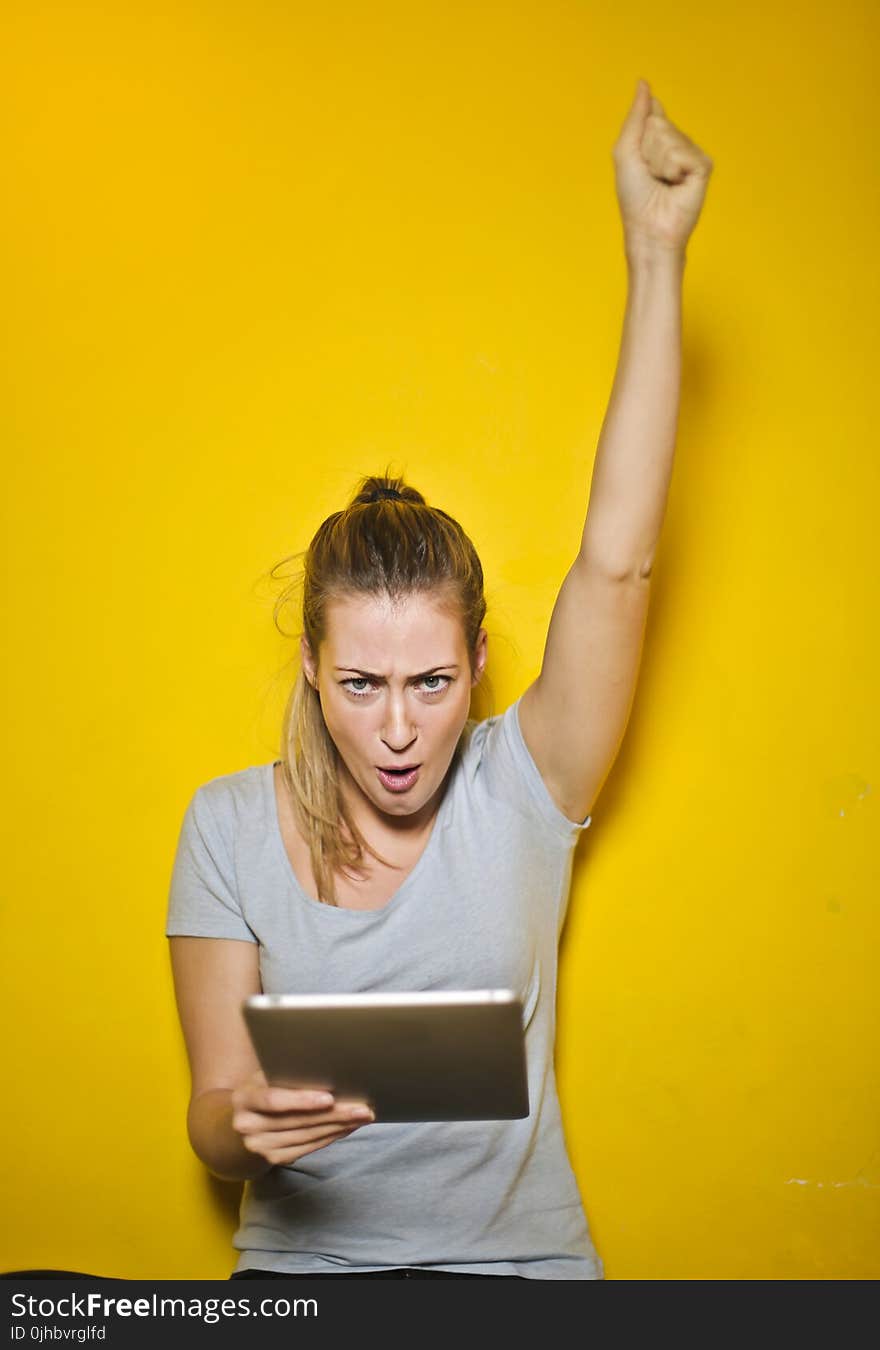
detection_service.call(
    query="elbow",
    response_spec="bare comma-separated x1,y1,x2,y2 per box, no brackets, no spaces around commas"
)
579,529,656,583
578,548,655,584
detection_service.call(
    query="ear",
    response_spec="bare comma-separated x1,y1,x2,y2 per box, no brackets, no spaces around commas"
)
300,635,318,689
471,627,488,686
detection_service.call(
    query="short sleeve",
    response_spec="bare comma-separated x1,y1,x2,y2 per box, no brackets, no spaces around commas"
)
165,785,257,942
477,697,592,845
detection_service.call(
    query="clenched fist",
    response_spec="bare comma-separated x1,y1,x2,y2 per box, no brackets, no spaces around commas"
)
613,79,714,256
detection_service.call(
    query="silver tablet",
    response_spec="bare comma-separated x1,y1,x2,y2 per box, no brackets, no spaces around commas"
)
242,990,529,1122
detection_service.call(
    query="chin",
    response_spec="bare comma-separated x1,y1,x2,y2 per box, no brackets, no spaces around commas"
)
372,782,434,819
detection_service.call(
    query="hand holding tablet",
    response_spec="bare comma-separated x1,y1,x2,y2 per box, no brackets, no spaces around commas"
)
242,990,530,1123
228,1068,376,1168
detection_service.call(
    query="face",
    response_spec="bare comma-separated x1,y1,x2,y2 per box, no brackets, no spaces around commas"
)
301,591,487,830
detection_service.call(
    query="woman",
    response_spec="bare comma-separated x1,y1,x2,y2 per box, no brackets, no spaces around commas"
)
166,79,713,1280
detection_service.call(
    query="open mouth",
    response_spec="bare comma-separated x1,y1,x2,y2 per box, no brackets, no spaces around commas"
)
376,766,420,792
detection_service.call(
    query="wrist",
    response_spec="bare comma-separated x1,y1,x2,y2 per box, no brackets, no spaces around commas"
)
625,238,687,273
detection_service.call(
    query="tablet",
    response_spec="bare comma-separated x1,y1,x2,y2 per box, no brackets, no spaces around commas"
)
242,990,529,1122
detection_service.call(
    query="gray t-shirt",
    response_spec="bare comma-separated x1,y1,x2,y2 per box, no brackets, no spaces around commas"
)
166,695,604,1279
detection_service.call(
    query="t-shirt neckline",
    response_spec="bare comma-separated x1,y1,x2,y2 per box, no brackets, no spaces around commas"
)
264,760,454,920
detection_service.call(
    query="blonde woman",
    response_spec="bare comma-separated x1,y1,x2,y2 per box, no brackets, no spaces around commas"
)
166,80,712,1280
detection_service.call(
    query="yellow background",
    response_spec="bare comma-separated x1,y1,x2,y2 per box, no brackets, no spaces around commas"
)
2,0,877,1280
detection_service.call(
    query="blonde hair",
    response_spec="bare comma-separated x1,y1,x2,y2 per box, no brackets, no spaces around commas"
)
271,471,488,906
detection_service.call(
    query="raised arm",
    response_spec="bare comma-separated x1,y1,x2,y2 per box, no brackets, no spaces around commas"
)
518,80,713,823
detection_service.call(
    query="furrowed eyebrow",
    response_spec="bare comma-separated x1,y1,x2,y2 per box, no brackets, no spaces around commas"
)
333,665,460,679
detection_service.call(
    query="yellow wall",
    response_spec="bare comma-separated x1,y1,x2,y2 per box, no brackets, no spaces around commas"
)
3,0,877,1280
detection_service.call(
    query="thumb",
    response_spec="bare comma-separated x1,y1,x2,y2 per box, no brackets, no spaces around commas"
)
618,78,652,152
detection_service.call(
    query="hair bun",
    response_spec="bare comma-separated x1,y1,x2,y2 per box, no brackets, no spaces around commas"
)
352,475,426,508
368,486,404,502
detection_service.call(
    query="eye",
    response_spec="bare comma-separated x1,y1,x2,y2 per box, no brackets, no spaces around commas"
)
341,677,376,698
418,675,452,696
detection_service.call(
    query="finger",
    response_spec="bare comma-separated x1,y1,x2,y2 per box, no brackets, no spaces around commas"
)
236,1084,336,1114
266,1121,360,1148
332,1098,375,1115
319,1103,376,1124
294,1129,361,1159
234,1103,374,1133
614,78,652,157
641,116,702,178
246,1122,361,1160
264,1085,336,1111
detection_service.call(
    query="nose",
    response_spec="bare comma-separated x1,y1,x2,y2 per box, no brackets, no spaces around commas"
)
381,690,417,753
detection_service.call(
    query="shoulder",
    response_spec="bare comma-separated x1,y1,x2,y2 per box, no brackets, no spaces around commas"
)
192,762,269,808
457,698,592,842
182,763,272,842
167,766,267,940
445,701,513,803
460,698,521,758
454,704,506,774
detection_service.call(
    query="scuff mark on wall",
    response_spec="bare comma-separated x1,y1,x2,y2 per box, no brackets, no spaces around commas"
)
785,1177,878,1189
822,774,872,819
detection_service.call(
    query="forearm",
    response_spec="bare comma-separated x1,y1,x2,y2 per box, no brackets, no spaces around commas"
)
580,245,686,581
187,1088,273,1183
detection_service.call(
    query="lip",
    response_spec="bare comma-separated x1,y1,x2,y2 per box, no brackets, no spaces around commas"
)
376,765,420,793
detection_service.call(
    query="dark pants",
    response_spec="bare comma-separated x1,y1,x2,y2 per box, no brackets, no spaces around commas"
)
231,1267,525,1279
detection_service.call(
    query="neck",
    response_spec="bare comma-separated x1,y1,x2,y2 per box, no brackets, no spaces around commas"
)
337,763,446,849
